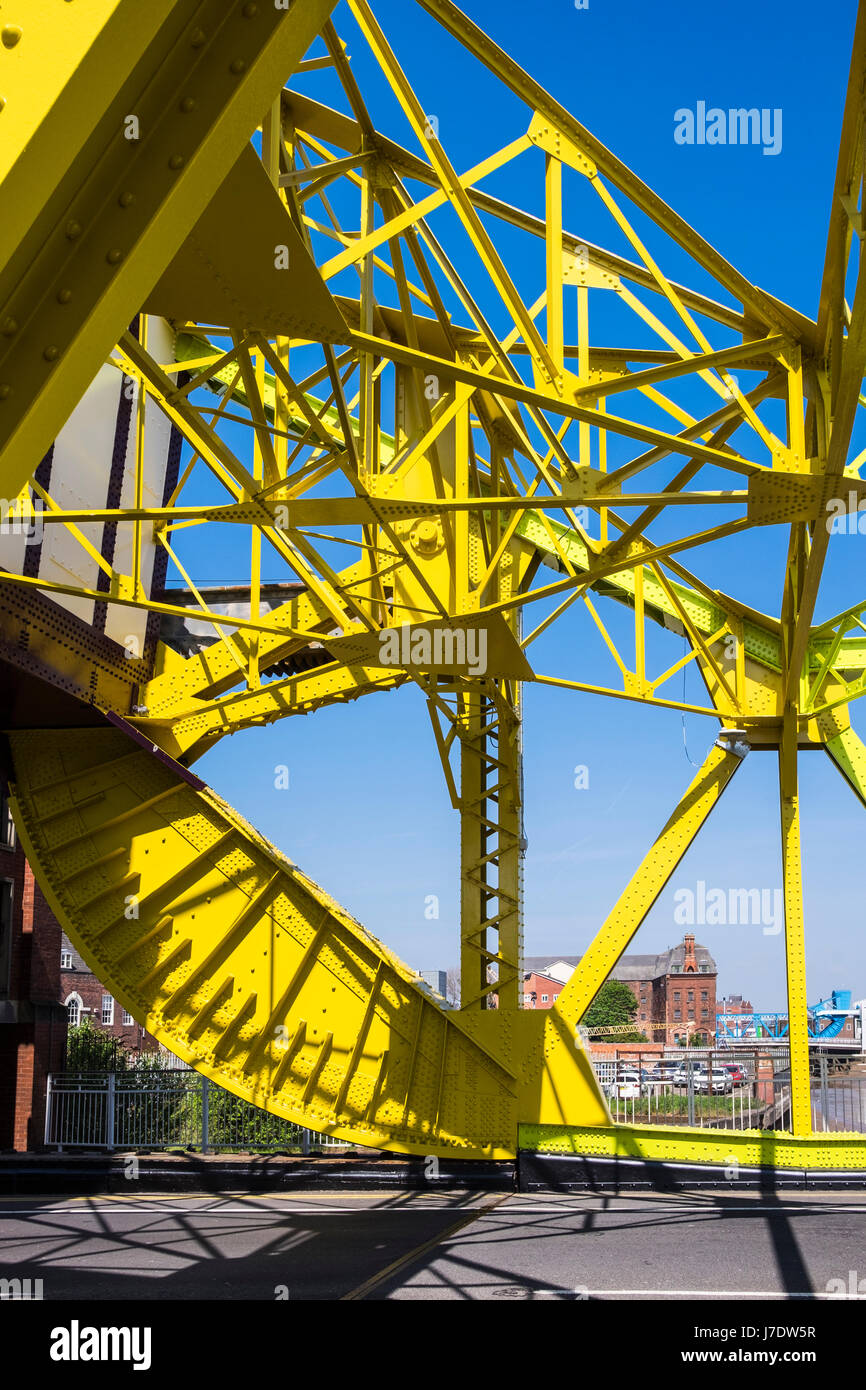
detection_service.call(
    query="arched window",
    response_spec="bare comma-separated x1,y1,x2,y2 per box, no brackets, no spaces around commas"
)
65,993,82,1027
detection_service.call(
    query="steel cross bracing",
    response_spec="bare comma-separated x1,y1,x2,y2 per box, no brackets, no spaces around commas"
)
1,0,866,1163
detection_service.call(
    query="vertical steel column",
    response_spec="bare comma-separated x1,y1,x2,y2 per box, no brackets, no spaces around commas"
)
106,1070,116,1151
779,710,812,1136
201,1073,210,1155
459,683,523,1011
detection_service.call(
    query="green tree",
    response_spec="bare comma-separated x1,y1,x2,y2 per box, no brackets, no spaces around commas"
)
66,1017,126,1072
582,981,646,1041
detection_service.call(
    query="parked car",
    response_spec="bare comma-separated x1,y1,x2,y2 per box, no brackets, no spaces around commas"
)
672,1062,707,1086
695,1068,734,1094
723,1063,747,1085
650,1061,680,1080
605,1069,642,1098
656,1059,680,1073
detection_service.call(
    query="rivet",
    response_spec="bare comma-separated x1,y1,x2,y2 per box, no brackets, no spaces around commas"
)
43,346,59,362
190,27,205,47
1,26,22,49
179,97,196,113
242,2,258,14
0,385,10,400
56,289,72,304
65,220,82,240
106,248,123,264
117,191,135,208
1,317,17,337
0,98,5,113
168,153,185,169
229,58,247,74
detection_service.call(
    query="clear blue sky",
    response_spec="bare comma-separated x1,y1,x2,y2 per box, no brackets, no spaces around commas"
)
184,0,863,1013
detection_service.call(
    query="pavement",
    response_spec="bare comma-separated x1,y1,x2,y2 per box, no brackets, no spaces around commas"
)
2,1190,866,1300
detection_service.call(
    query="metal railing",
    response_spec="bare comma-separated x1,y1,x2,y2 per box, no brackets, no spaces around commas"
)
45,1071,351,1153
590,1049,866,1133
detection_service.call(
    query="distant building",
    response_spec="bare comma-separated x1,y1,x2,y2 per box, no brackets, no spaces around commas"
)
522,970,564,1009
715,994,757,1039
60,932,157,1055
717,993,754,1017
523,933,718,1045
419,970,447,997
0,786,67,1150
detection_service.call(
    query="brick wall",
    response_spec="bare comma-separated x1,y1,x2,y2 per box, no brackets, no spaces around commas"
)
0,832,68,1151
60,930,157,1052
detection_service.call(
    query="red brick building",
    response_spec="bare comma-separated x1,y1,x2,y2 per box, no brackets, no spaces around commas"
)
0,785,67,1151
60,931,156,1055
523,933,718,1044
522,970,564,1009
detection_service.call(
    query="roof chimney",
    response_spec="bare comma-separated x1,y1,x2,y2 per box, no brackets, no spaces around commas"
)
683,932,698,973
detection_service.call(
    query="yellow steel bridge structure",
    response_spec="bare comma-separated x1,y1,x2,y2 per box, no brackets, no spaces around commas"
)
1,0,865,1169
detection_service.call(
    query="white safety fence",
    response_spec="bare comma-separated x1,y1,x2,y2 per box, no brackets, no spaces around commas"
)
45,1072,350,1153
590,1050,866,1133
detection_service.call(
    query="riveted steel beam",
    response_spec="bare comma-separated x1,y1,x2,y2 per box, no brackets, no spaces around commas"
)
0,0,338,499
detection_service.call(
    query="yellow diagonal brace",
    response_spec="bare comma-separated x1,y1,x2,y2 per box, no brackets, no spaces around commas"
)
347,0,559,388
0,0,338,499
413,0,807,342
553,741,743,1032
824,719,866,808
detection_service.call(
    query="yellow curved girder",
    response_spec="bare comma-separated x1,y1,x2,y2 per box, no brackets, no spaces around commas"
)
8,723,611,1158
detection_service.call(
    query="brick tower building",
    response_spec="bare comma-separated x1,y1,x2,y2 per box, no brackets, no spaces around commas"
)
0,783,67,1150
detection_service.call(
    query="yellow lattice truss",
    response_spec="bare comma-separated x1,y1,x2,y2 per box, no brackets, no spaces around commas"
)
1,0,866,1163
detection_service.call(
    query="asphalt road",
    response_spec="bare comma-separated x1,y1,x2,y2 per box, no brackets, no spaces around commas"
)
1,1191,866,1300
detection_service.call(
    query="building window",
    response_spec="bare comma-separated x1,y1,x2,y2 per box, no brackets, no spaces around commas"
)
701,990,708,1001
0,880,12,999
61,950,73,969
101,994,114,1026
0,787,14,850
122,1010,134,1026
687,992,694,1001
673,991,681,1001
66,994,82,1027
541,994,548,1003
673,1010,681,1021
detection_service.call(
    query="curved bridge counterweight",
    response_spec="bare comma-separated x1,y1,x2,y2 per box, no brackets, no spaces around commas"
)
8,724,610,1158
